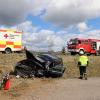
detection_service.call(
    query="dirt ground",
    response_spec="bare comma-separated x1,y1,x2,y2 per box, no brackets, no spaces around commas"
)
1,78,100,100
0,53,100,100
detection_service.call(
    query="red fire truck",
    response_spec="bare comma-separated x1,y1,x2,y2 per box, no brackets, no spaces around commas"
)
67,38,100,55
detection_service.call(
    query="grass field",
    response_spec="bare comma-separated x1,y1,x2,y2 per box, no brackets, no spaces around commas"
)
61,54,100,78
0,53,100,78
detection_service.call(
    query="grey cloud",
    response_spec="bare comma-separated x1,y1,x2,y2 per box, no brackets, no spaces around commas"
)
0,0,44,26
1,0,100,28
43,0,100,28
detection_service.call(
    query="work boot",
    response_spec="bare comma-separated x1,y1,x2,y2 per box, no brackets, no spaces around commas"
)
84,73,87,80
78,76,83,79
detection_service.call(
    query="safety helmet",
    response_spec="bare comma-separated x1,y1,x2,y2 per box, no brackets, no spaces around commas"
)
79,50,84,55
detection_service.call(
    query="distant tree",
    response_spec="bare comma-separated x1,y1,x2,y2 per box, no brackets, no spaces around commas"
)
62,46,66,55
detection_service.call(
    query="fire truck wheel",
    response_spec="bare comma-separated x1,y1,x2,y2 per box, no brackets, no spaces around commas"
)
71,52,76,55
5,48,12,54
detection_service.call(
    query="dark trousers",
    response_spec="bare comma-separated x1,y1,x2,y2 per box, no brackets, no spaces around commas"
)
79,66,87,77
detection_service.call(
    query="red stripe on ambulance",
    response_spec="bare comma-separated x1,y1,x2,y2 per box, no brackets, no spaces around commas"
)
0,29,7,32
14,45,22,48
6,41,14,45
0,44,6,48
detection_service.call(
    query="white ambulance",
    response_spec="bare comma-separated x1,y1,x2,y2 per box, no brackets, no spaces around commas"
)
0,29,22,53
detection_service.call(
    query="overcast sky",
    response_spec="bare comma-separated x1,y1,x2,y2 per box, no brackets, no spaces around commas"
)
0,0,100,51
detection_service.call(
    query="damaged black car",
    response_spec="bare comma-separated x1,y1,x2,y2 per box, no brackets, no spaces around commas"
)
14,50,66,78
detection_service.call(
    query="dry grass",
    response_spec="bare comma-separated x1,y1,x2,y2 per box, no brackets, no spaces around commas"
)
60,54,100,78
0,53,100,78
0,53,26,73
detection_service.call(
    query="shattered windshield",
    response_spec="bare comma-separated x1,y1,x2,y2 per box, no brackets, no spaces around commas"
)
69,39,78,45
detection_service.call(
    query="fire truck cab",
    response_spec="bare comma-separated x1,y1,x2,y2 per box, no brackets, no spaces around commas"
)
67,38,100,55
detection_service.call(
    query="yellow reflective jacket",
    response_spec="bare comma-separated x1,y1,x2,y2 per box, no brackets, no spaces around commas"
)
79,55,88,66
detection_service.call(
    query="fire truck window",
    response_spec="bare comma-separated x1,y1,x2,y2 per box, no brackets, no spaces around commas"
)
90,42,93,45
93,42,97,49
78,40,81,44
85,40,88,44
69,39,78,44
81,41,84,44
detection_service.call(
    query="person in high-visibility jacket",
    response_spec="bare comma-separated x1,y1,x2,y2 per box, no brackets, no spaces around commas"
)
78,51,89,80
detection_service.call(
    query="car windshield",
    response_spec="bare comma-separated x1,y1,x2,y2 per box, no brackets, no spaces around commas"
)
68,39,78,45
